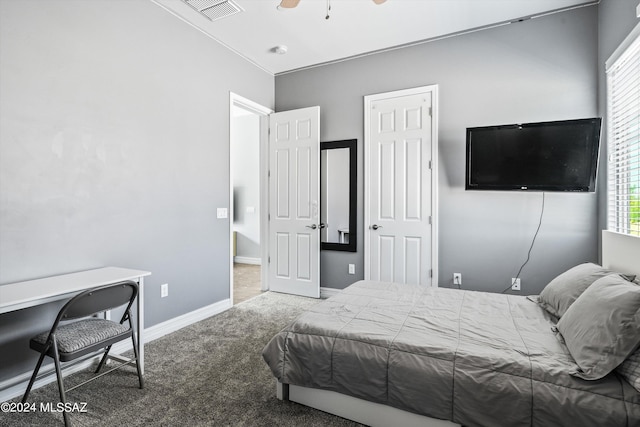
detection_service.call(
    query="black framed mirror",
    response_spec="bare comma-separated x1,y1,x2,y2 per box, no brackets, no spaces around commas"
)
321,139,357,252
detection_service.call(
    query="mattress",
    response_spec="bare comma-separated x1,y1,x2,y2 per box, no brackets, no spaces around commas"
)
262,280,640,427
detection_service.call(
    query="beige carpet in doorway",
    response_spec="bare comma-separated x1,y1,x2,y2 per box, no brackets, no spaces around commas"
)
233,263,262,304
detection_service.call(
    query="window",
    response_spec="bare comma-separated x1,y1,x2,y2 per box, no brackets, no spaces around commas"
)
607,24,640,237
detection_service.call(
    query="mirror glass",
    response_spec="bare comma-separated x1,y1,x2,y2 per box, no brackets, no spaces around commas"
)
321,139,356,252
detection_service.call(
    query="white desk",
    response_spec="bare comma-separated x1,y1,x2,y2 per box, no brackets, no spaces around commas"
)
0,267,150,372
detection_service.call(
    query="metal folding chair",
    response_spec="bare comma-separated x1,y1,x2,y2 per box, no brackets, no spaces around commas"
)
21,280,144,426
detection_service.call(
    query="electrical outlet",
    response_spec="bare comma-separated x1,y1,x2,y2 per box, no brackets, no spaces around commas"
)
453,273,462,286
161,283,169,298
511,278,521,291
348,264,355,275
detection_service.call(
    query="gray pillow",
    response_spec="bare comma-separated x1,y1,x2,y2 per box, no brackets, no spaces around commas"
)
556,274,640,380
538,263,635,318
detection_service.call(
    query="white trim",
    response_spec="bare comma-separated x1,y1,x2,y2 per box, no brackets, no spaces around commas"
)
320,287,342,299
233,256,262,265
277,382,459,427
142,298,232,343
229,92,273,302
364,93,371,283
431,88,440,287
1,299,232,402
363,85,439,287
606,26,640,237
605,22,640,71
229,93,273,117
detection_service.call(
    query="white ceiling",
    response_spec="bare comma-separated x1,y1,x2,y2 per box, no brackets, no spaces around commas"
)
152,0,597,75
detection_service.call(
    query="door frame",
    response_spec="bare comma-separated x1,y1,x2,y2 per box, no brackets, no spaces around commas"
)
363,85,439,286
229,92,273,303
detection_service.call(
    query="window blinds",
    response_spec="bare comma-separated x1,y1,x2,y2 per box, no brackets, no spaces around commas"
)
607,26,640,236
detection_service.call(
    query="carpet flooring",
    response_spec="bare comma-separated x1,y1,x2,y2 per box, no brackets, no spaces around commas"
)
4,292,360,427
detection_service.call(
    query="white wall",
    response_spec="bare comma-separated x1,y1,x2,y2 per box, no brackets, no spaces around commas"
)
232,113,261,260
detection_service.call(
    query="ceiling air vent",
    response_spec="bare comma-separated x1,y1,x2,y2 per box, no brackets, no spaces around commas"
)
183,0,244,22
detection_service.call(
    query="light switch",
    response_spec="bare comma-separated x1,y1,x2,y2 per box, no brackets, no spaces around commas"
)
217,208,228,219
246,206,255,214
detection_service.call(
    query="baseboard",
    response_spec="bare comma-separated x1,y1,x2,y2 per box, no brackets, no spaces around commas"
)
112,298,232,351
0,298,232,403
233,256,261,265
143,298,232,343
320,287,342,299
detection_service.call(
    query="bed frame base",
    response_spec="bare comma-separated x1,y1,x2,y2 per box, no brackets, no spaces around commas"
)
276,381,459,427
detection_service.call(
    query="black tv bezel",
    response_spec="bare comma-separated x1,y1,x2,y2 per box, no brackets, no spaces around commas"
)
465,118,602,192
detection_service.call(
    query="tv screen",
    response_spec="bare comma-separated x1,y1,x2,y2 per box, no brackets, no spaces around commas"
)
466,118,602,192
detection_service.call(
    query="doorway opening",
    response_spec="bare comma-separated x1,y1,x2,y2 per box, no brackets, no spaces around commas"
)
229,93,272,305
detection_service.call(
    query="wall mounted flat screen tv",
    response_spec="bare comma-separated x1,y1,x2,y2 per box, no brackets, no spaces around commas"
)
466,118,602,192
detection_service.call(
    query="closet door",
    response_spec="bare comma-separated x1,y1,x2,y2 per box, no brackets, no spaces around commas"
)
365,87,437,286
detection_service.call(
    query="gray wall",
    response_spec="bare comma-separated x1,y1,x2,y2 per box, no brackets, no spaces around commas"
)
597,0,640,247
0,0,273,381
276,6,600,293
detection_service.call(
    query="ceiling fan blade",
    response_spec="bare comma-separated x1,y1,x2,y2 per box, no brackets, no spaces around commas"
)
372,0,387,4
279,0,301,8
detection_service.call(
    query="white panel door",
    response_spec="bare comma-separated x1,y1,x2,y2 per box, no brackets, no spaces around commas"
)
268,106,321,298
365,88,436,286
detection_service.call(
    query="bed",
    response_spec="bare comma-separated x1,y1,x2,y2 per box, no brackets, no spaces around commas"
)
262,231,640,426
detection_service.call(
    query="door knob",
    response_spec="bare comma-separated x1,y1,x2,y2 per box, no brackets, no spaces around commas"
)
306,224,318,230
318,223,327,229
371,224,382,230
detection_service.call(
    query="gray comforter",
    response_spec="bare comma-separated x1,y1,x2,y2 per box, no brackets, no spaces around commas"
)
262,280,640,427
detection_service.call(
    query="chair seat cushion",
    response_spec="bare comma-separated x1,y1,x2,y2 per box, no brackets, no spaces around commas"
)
32,318,130,354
